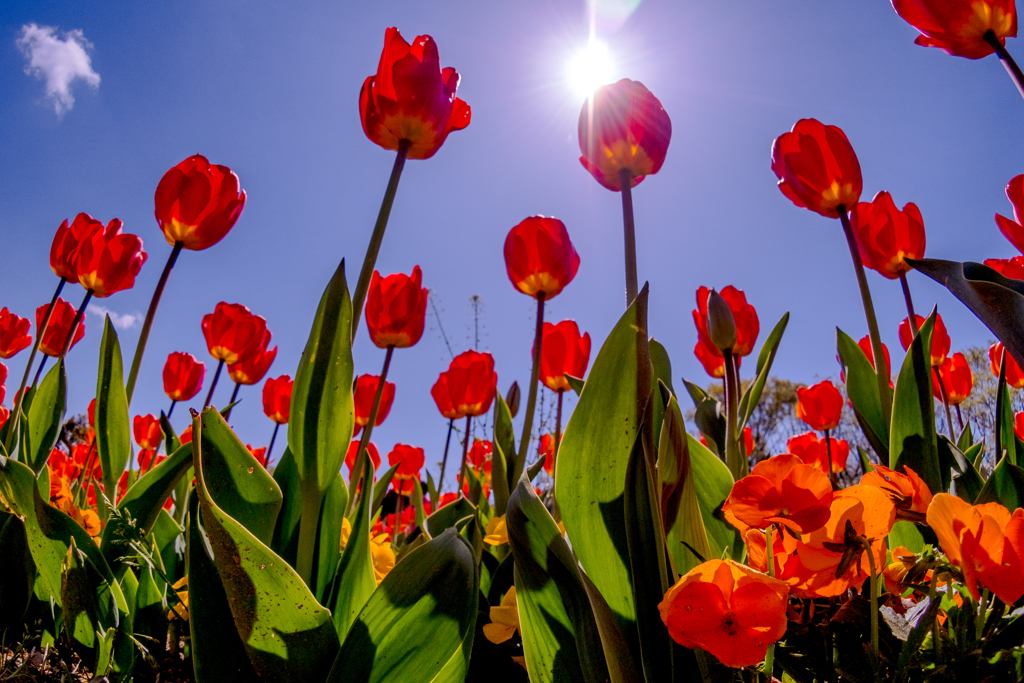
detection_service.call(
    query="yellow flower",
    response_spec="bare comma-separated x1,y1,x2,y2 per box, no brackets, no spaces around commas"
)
484,515,508,546
370,533,395,584
167,576,189,622
339,518,352,550
483,586,520,644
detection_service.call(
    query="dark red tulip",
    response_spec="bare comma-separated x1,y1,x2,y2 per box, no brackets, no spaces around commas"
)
693,286,759,359
796,380,844,431
163,352,205,402
366,266,427,348
155,155,247,251
537,320,591,392
75,218,148,298
0,308,32,359
360,28,471,160
201,302,268,364
984,255,1024,279
345,440,381,476
578,79,672,191
35,298,84,357
995,174,1024,254
771,119,863,218
989,342,1024,389
354,374,396,431
503,216,580,299
388,444,425,495
849,191,926,279
228,331,277,385
133,414,162,451
892,0,1017,59
431,350,497,419
933,352,973,405
898,314,950,367
262,374,293,424
50,213,103,281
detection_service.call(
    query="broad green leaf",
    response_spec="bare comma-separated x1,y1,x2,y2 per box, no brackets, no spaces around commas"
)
685,435,741,561
326,528,478,683
193,416,340,681
889,521,924,554
132,563,168,658
412,478,429,536
953,459,985,503
837,329,888,459
492,393,514,514
96,318,131,494
956,422,974,452
289,258,355,496
738,312,790,429
371,462,399,517
526,455,547,482
329,458,376,644
649,338,676,399
976,454,1024,510
565,374,585,397
507,479,609,683
426,497,476,538
692,396,725,459
200,409,282,545
889,312,942,494
995,351,1018,468
61,537,124,671
25,359,66,473
270,447,301,567
578,570,642,683
0,512,35,629
314,472,348,603
556,291,644,627
152,508,183,586
160,411,181,454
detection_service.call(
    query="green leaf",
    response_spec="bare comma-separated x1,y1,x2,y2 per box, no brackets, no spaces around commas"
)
314,472,348,603
685,435,741,562
412,478,429,538
96,317,131,495
61,537,128,672
976,454,1024,510
25,359,66,473
326,528,478,683
578,570,642,683
329,458,377,644
426,497,476,538
192,413,340,681
837,329,888,459
270,447,301,567
160,411,181,454
888,521,924,554
649,338,676,399
565,374,585,397
289,258,355,497
556,292,644,628
200,409,283,545
995,350,1018,468
371,463,399,517
152,508,183,586
957,422,975,452
953,458,985,503
0,512,35,629
492,393,515,513
132,563,168,657
691,396,725,459
738,312,789,429
527,456,547,482
889,312,942,494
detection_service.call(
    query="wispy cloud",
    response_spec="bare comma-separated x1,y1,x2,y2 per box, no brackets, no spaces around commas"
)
16,23,100,117
87,304,142,331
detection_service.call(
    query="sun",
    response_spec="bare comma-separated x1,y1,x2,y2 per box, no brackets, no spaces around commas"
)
566,39,615,99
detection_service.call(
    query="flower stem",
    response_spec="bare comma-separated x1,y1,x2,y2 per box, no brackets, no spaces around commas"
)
985,30,1024,101
167,400,177,419
619,168,638,307
555,390,564,462
935,372,956,441
223,382,241,420
860,537,879,658
126,242,183,406
975,587,991,641
346,345,394,514
457,415,472,498
59,290,92,359
267,423,281,463
723,349,746,480
351,140,411,341
929,571,941,660
203,360,225,409
764,527,775,681
824,429,836,488
392,495,404,543
437,418,454,495
514,293,546,483
32,356,49,390
900,272,919,334
839,207,892,428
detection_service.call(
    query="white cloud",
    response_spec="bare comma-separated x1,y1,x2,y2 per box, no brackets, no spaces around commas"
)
16,23,100,117
87,304,142,331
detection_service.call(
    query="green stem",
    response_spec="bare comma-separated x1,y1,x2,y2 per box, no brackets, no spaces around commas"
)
975,587,990,641
900,272,919,335
295,480,323,587
126,242,183,405
346,345,394,515
351,140,411,341
266,423,281,464
825,429,836,488
437,418,454,495
764,527,775,680
985,30,1024,101
619,168,638,307
935,372,956,441
59,290,92,359
839,207,892,428
723,349,745,480
514,292,546,483
223,382,241,420
457,415,472,497
929,571,941,661
861,537,879,659
203,359,225,409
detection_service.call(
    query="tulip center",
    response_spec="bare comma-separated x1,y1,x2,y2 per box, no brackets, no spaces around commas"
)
720,612,739,636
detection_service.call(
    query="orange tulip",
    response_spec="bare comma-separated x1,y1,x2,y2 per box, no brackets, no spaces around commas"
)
155,155,246,251
892,0,1017,59
932,352,973,405
50,213,103,281
163,352,205,402
984,255,1024,279
540,433,556,475
430,350,497,419
74,218,147,298
365,266,427,348
201,302,268,364
860,464,933,522
35,298,84,357
725,453,833,534
388,444,425,495
796,380,844,431
359,28,471,160
0,308,32,359
883,545,920,596
353,374,396,431
989,341,1024,389
659,559,789,669
0,406,8,431
537,320,591,392
578,79,672,191
771,119,862,218
227,331,277,385
849,191,926,279
262,375,292,425
926,493,1024,603
693,286,760,359
786,431,850,475
898,313,950,367
503,216,580,300
345,440,381,478
133,414,162,451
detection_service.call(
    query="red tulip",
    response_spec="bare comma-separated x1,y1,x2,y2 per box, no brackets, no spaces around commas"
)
353,374,396,431
577,79,672,191
50,213,103,281
796,380,844,431
467,439,493,475
858,335,891,377
360,28,471,160
995,174,1024,254
133,414,162,451
75,218,148,298
990,342,1024,389
246,444,268,468
849,191,926,279
155,155,247,251
537,320,591,392
0,362,6,404
163,352,206,402
0,308,32,359
984,255,1024,279
227,331,277,385
388,444,425,495
262,374,293,424
699,427,755,456
35,298,84,357
898,314,950,367
892,0,1017,59
430,350,497,419
540,433,556,475
503,216,580,299
771,119,862,218
138,449,165,472
345,440,381,476
88,398,96,429
694,341,730,379
201,302,268,364
693,286,759,359
933,352,973,405
366,266,427,348
786,431,851,476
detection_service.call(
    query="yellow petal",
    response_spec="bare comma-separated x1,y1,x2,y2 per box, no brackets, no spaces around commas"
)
484,515,508,546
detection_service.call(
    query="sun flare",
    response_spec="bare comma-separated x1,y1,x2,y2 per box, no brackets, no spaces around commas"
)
567,39,615,99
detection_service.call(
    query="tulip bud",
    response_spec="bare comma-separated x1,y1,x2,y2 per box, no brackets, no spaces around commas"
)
505,381,520,418
706,290,737,353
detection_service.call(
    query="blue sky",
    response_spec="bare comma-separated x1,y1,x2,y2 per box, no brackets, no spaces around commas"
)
2,1,1022,484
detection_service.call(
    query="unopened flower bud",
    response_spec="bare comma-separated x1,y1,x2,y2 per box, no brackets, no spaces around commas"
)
706,289,737,353
505,381,521,418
